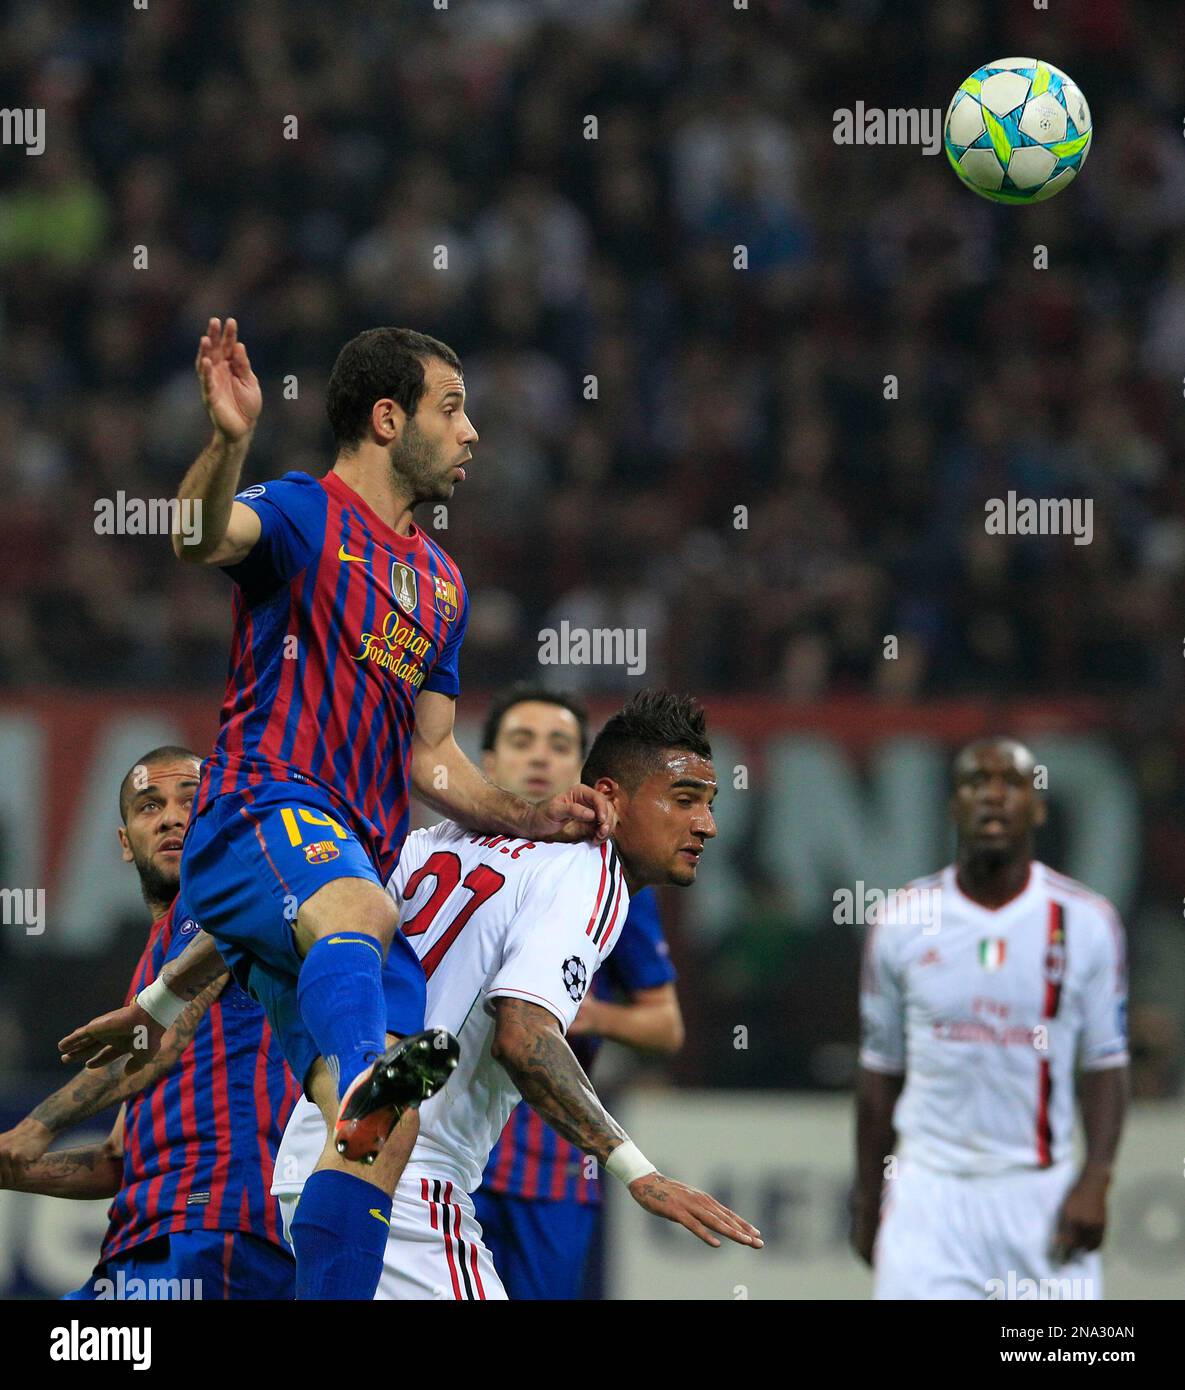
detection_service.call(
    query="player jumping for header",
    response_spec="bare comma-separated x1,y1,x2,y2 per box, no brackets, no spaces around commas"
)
63,319,614,1300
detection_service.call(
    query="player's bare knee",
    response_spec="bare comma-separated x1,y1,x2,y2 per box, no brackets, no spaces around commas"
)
294,877,398,956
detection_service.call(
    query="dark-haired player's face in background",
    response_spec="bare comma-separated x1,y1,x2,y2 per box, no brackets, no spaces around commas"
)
389,356,478,505
950,741,1046,864
610,752,718,888
118,758,200,906
482,701,584,803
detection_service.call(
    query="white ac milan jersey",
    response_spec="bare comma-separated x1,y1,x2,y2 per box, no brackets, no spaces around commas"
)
273,822,629,1197
859,862,1128,1175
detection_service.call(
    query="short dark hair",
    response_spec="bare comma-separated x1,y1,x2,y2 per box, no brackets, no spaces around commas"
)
119,746,201,823
481,684,590,756
326,327,463,451
581,690,712,791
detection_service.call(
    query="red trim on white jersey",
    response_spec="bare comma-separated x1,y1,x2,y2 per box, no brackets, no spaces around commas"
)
585,842,610,938
595,861,626,952
1034,899,1065,1168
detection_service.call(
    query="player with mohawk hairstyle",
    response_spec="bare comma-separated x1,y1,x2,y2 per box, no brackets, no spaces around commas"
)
273,690,762,1298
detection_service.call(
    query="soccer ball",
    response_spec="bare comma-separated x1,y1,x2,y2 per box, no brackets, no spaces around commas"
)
944,58,1092,203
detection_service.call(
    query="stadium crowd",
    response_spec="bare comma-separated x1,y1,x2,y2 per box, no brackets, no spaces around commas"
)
3,0,1185,700
1,0,1184,1093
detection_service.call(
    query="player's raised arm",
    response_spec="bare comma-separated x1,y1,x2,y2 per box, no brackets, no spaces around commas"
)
412,690,615,843
174,316,264,566
490,997,761,1250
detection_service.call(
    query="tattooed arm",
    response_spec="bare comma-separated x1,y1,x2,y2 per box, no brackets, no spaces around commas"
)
59,932,229,1070
2,1108,126,1199
2,978,225,1188
490,997,761,1249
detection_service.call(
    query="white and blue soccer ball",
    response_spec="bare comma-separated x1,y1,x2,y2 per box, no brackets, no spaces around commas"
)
944,59,1092,203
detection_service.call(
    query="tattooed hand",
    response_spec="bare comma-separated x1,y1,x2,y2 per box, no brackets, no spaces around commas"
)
0,1118,53,1187
627,1171,763,1249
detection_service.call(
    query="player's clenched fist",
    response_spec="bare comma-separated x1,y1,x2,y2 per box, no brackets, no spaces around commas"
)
0,1118,52,1188
196,316,262,443
627,1171,763,1250
58,1001,165,1073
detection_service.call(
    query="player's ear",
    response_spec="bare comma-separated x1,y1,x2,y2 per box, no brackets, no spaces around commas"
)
371,397,403,445
118,825,134,864
480,750,496,778
594,775,623,805
1031,794,1048,830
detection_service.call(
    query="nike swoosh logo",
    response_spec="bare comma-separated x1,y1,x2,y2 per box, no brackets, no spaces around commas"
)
369,1208,391,1227
338,544,367,563
326,936,384,962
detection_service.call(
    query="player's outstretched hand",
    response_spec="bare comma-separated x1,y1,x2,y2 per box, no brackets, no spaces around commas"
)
196,316,261,442
0,1118,52,1187
526,784,616,844
1051,1170,1108,1261
628,1171,763,1250
58,1002,165,1073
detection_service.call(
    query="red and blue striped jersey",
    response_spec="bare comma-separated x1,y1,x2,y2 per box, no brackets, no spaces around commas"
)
481,888,676,1207
196,471,469,882
100,897,301,1261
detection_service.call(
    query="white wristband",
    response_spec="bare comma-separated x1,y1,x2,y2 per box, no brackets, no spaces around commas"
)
136,977,187,1029
605,1140,657,1186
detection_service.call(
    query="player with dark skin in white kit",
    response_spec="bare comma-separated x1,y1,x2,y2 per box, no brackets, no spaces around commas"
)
852,737,1128,1299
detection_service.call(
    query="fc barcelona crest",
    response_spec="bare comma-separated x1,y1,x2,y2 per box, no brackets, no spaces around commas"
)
433,575,459,624
391,561,418,614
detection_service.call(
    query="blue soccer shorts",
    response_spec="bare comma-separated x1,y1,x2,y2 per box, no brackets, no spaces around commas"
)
472,1189,599,1300
181,781,426,1088
63,1230,295,1301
